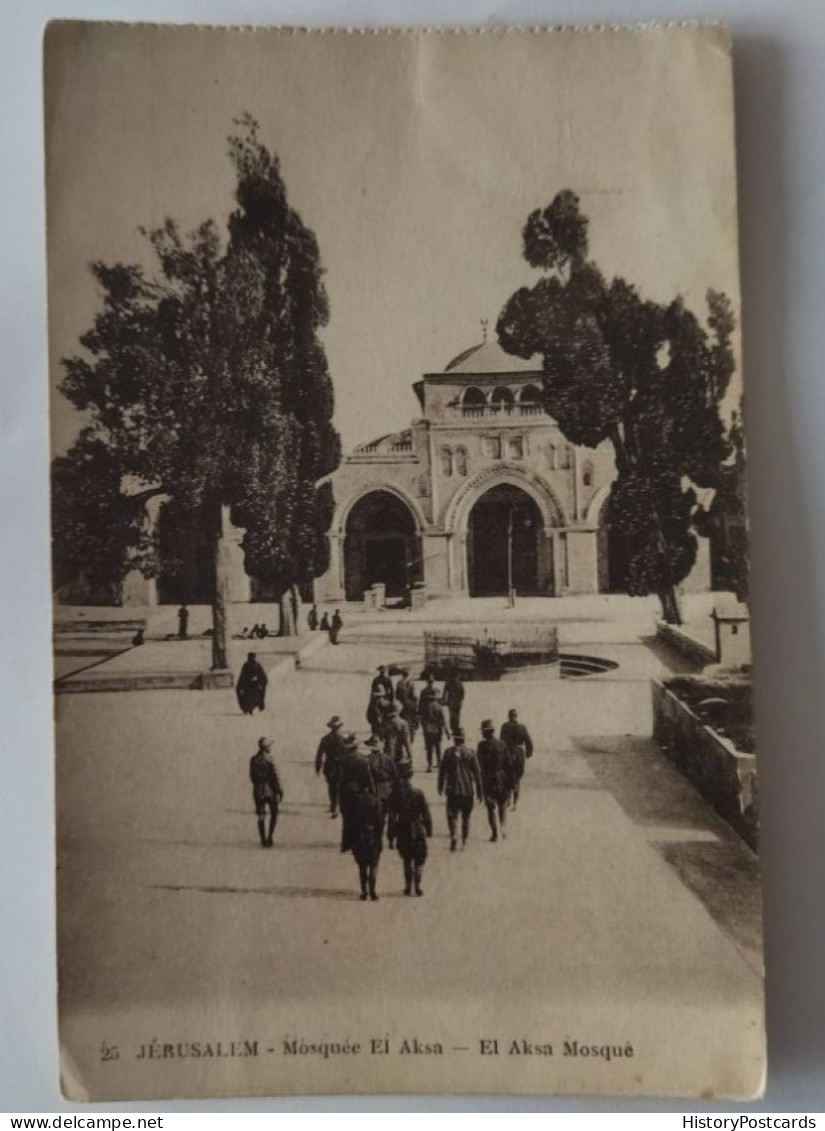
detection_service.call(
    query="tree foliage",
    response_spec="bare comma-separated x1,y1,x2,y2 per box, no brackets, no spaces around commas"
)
56,115,341,654
51,430,147,604
497,190,738,622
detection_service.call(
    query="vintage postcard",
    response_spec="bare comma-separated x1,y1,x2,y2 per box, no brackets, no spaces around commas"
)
46,22,763,1101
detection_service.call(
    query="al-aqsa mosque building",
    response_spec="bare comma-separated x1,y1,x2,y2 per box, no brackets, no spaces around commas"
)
314,333,624,605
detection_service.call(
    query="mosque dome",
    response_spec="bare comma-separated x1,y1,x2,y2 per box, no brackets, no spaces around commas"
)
444,339,541,375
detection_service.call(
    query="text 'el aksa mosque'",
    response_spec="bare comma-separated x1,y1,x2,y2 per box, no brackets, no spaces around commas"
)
313,326,710,606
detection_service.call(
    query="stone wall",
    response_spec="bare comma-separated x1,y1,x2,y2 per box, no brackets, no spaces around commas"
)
651,679,758,851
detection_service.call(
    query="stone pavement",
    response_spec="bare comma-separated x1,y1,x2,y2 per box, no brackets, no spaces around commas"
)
55,600,763,1097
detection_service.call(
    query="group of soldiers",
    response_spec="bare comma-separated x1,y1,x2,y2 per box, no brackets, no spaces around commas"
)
247,662,534,901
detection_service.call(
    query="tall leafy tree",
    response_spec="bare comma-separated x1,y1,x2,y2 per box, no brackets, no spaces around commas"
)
56,115,340,664
497,190,737,623
51,430,148,605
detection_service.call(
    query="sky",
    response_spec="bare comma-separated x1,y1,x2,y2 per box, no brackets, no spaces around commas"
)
45,22,742,456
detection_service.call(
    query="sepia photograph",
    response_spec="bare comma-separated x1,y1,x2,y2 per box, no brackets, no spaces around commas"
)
45,22,763,1101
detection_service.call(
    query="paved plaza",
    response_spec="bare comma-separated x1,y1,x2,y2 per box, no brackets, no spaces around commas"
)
55,597,763,1098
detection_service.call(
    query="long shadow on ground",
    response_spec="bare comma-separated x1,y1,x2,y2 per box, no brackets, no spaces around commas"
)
573,733,762,969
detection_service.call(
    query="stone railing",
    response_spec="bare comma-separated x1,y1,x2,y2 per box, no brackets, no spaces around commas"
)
460,403,544,419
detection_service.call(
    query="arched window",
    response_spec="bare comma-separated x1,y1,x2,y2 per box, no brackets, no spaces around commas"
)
560,445,572,470
461,387,486,416
518,383,542,404
547,443,557,471
490,386,514,412
508,435,524,459
582,461,593,487
440,447,453,477
455,447,468,476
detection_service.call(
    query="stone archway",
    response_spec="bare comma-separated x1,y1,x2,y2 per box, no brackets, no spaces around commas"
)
343,490,422,601
445,465,566,597
467,483,547,596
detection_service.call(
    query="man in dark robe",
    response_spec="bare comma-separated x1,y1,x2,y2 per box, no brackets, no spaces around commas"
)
236,651,268,715
177,605,189,639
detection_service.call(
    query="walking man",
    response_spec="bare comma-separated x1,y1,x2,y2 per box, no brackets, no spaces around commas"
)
236,651,268,715
396,668,419,745
387,763,432,896
329,609,343,644
315,715,347,817
364,735,400,830
438,727,483,851
441,667,465,734
177,604,189,640
366,688,392,739
249,737,283,848
477,719,511,843
307,605,319,631
337,734,376,853
371,665,394,700
347,781,384,901
500,708,534,810
383,703,412,767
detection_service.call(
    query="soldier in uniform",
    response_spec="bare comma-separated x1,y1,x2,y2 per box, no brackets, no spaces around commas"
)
329,609,344,644
383,703,412,767
438,726,483,851
249,737,283,848
371,665,394,700
419,683,449,772
500,708,534,810
366,688,392,739
347,780,384,901
396,668,419,745
315,715,347,817
337,733,376,853
441,667,466,734
477,719,511,843
387,763,433,896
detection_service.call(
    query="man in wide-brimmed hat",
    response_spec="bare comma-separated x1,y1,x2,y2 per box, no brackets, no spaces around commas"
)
315,714,347,818
438,726,483,851
387,762,432,896
477,719,511,843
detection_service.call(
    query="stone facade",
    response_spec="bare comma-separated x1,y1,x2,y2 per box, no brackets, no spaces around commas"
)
315,339,625,603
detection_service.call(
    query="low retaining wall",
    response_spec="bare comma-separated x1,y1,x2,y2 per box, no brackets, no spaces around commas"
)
656,620,716,667
651,679,758,851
